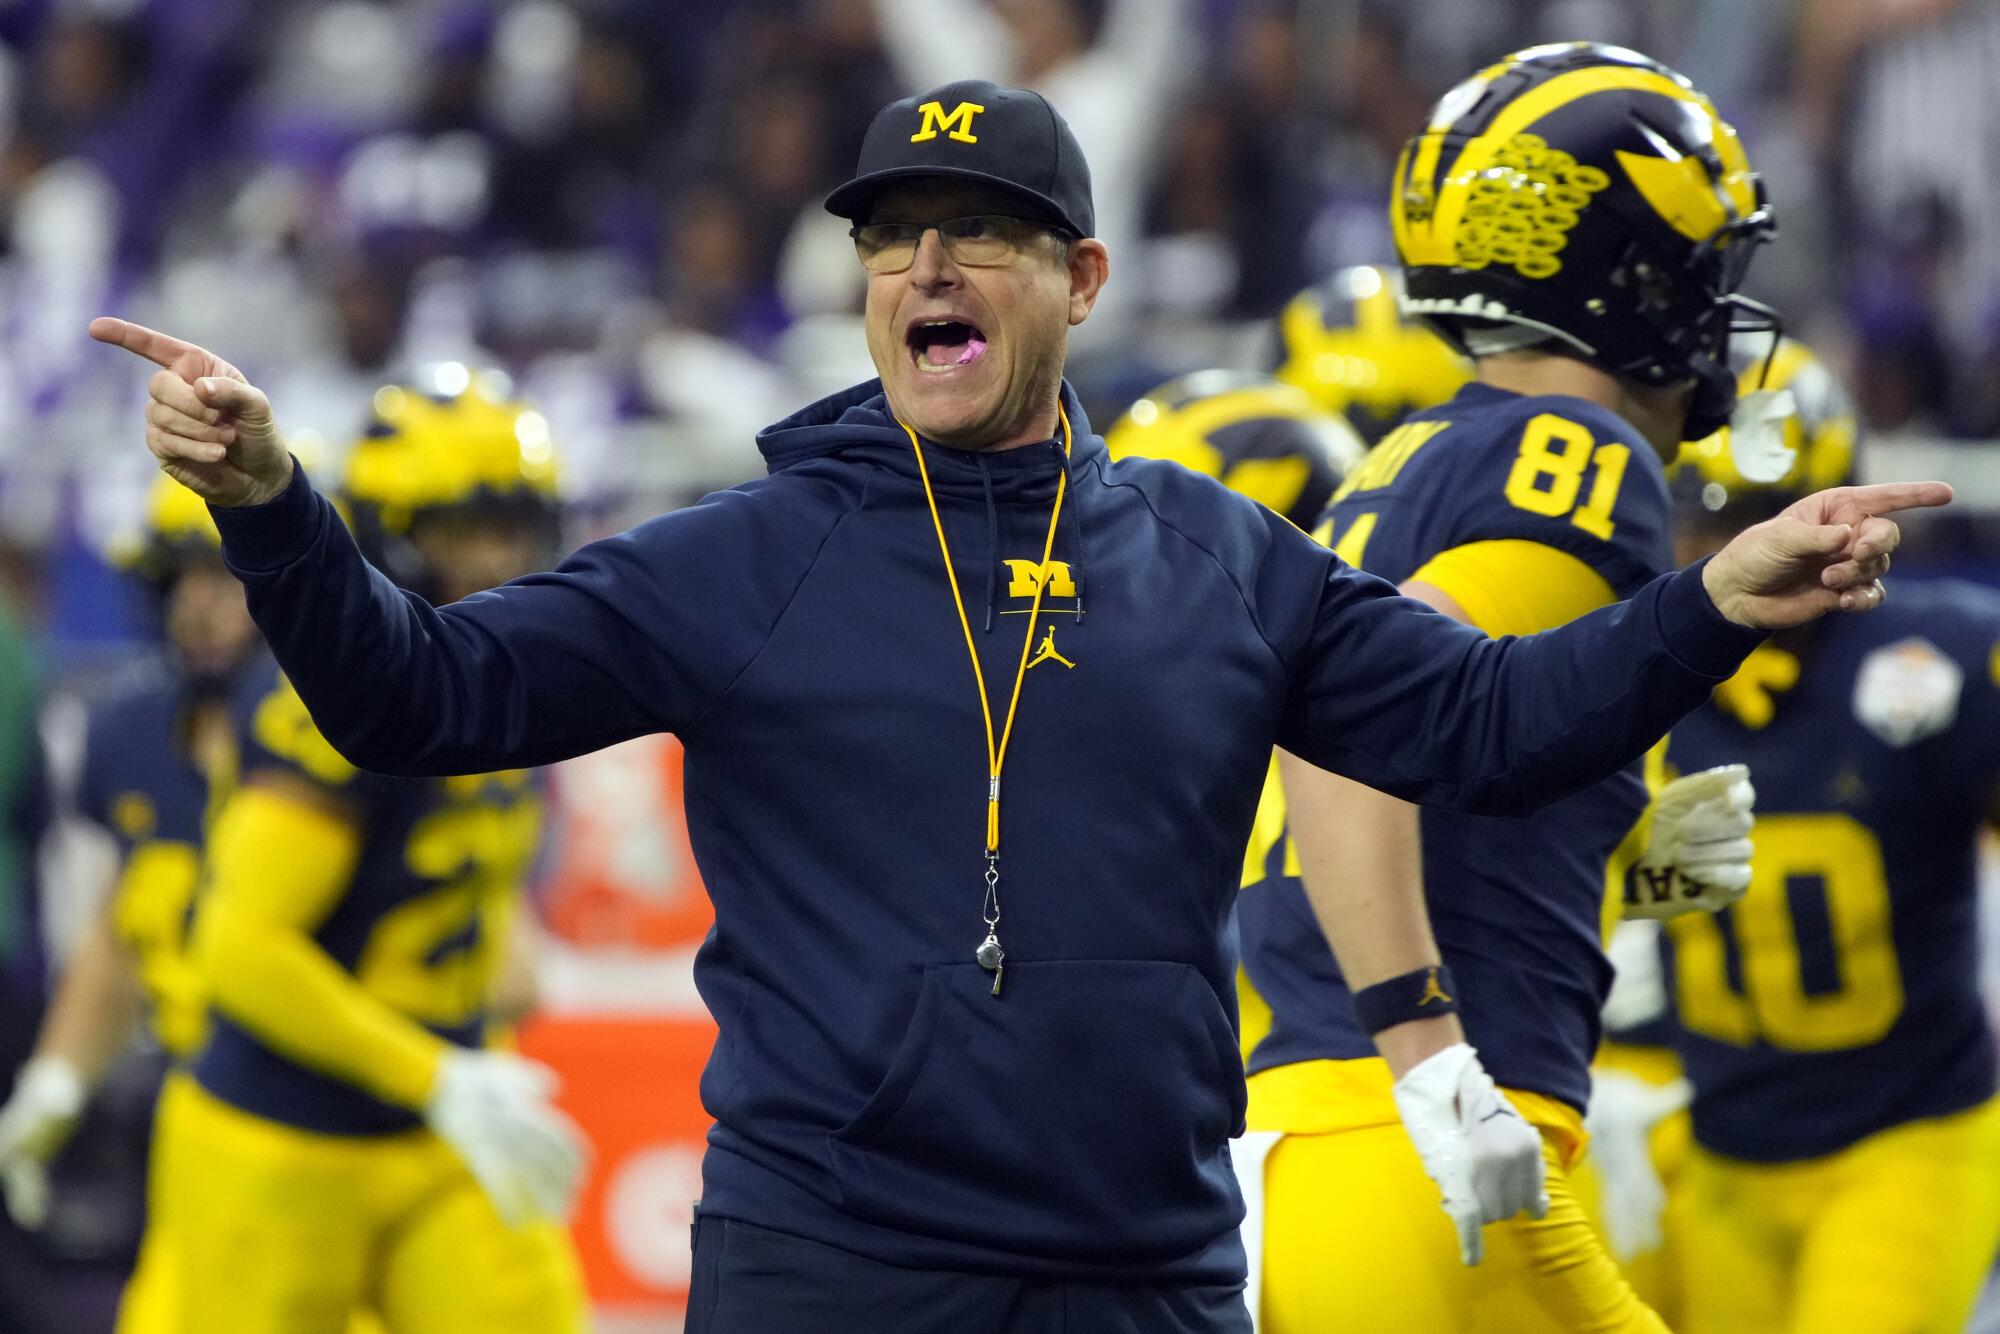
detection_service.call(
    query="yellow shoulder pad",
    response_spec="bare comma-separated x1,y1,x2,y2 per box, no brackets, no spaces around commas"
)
1407,539,1615,638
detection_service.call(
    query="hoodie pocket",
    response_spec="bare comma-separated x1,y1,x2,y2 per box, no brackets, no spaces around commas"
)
827,960,1245,1263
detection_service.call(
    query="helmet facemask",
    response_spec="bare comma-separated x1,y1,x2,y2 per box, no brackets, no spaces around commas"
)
1628,200,1780,439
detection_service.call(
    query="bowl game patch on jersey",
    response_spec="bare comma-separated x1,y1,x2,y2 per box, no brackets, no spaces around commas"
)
1852,636,1962,748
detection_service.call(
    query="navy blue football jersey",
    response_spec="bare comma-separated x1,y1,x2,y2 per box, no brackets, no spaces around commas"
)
1240,381,1673,1111
74,661,251,1057
192,663,543,1135
1664,580,2000,1161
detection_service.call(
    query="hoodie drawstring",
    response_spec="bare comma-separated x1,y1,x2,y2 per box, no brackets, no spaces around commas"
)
976,453,1000,633
1053,440,1085,622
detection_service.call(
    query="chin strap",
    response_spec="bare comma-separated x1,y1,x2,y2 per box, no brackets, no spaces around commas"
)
1682,354,1738,441
1680,295,1785,442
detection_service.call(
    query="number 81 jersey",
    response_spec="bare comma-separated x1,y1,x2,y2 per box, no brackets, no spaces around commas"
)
191,663,544,1135
1663,582,2000,1162
1240,380,1672,1113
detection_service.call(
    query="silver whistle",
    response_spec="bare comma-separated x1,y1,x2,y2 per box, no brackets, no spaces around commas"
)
975,931,1004,995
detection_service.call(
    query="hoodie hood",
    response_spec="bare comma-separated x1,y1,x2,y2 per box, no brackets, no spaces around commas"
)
756,378,1104,505
758,379,1103,630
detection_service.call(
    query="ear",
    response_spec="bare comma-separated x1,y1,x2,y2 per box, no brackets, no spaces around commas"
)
1066,239,1110,327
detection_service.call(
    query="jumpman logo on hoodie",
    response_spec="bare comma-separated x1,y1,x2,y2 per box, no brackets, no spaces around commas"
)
1027,626,1075,671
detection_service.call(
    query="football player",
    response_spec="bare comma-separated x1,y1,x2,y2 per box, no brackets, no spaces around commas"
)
1105,371,1366,530
124,371,590,1333
1664,333,2000,1334
1575,336,1862,1327
1238,43,1772,1332
0,476,260,1235
0,474,257,1287
1270,263,1470,445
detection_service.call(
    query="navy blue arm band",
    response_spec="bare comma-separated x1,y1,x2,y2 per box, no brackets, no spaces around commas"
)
1351,964,1460,1035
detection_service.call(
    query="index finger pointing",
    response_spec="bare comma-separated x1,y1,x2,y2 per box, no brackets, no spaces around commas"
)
87,317,204,374
1835,481,1955,520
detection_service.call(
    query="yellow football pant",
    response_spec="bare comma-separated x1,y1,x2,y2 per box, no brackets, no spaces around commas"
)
118,1073,586,1334
1680,1096,2000,1334
1249,1058,1666,1334
1260,1124,1668,1334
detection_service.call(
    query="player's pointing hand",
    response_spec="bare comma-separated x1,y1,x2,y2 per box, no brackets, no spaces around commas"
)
88,318,293,508
1702,481,1954,629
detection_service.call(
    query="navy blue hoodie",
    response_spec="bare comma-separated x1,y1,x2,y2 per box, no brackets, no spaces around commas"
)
211,379,1763,1284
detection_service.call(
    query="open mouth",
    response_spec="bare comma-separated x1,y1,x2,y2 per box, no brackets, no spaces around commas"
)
907,318,989,372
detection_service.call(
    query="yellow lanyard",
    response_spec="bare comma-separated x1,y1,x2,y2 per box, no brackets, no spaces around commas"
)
899,406,1072,995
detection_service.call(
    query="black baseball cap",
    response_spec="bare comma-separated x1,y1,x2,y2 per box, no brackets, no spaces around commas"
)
824,79,1095,238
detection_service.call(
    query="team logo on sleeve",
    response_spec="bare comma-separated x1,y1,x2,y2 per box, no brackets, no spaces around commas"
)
1853,637,1962,747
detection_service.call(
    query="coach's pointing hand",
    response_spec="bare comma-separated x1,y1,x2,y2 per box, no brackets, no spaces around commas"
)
1703,481,1954,629
89,319,291,508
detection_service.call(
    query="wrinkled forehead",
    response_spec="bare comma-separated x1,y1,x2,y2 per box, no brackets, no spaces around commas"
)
867,179,1041,227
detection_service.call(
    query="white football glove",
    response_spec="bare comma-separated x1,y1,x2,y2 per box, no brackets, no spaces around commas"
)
1392,1043,1549,1265
1601,920,1668,1033
1584,1068,1690,1262
0,1056,87,1229
1623,764,1755,919
425,1049,588,1227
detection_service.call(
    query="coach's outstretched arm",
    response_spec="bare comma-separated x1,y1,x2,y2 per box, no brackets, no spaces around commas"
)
1276,479,1950,816
89,320,796,775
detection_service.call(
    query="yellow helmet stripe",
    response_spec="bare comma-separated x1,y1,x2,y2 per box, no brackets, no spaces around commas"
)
1401,52,1521,214
1171,387,1317,448
1353,278,1403,336
1390,140,1424,261
1613,112,1758,244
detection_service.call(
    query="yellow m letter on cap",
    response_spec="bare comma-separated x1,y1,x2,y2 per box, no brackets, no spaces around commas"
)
911,100,986,144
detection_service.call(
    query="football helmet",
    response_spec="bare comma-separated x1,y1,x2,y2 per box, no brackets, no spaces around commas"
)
1273,264,1470,444
1673,333,1857,523
112,474,261,686
111,474,222,588
1391,42,1776,439
1106,371,1366,529
341,365,562,596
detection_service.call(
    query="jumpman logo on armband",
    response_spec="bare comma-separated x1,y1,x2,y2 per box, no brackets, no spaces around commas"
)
1027,626,1075,671
1417,968,1453,1008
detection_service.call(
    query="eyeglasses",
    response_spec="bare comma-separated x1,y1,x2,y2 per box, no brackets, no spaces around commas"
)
850,214,1070,274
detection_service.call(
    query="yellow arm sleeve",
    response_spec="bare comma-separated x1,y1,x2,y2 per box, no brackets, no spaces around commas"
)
193,781,446,1111
1405,538,1617,638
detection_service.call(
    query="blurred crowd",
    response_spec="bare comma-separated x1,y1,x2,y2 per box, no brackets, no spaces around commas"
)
0,0,1998,651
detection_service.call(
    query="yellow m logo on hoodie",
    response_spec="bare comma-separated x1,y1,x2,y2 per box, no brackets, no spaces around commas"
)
1003,559,1076,598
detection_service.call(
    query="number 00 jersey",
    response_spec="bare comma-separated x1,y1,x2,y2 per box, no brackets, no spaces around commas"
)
1665,581,2000,1162
1240,382,1672,1113
191,666,542,1135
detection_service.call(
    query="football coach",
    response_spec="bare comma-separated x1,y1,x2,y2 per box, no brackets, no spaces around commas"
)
94,81,1942,1333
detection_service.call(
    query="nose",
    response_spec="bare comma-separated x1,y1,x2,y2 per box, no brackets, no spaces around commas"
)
907,227,961,292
